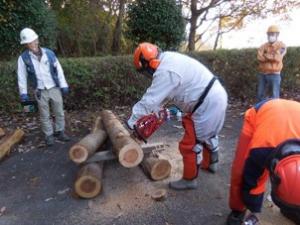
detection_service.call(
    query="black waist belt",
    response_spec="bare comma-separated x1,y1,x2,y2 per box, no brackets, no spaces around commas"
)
192,76,217,114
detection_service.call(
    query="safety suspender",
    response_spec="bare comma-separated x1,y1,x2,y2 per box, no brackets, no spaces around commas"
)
192,76,217,114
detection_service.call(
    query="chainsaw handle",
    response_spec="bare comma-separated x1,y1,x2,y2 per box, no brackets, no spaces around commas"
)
133,125,147,143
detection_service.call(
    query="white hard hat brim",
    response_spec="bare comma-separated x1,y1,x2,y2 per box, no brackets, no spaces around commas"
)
20,34,39,44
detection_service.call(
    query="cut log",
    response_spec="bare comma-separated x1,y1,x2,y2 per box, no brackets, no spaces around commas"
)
69,129,107,164
0,129,24,161
141,156,171,180
74,162,103,198
0,128,5,138
92,116,104,133
100,110,144,168
151,188,167,201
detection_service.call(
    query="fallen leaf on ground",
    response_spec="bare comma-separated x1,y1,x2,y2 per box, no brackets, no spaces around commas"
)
44,197,54,202
0,206,6,216
57,188,70,195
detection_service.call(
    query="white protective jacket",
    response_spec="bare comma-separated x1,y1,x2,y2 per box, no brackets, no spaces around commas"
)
127,51,227,134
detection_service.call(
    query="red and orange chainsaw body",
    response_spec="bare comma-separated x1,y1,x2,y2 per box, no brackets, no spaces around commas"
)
133,110,169,143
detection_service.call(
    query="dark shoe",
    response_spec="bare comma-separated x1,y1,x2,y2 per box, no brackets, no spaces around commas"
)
243,213,259,225
227,210,246,225
45,135,54,146
56,131,70,142
169,179,197,190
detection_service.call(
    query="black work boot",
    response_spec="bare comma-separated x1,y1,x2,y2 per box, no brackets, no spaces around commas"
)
169,179,198,190
45,135,55,146
227,210,246,225
55,131,70,142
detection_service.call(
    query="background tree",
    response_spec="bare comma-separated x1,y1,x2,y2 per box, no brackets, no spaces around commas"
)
111,0,127,54
127,0,185,50
0,0,56,60
52,0,116,56
183,0,300,51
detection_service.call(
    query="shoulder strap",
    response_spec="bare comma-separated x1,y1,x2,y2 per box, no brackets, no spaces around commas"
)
192,76,217,114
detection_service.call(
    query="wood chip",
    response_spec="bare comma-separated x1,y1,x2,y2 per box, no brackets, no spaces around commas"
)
151,188,167,201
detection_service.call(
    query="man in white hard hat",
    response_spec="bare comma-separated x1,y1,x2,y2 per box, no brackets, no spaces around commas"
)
256,25,287,101
17,28,70,146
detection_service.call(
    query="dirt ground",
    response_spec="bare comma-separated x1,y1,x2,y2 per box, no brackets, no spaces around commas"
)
0,103,295,225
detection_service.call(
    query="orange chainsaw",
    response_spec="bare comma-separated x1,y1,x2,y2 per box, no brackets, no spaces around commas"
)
133,109,169,143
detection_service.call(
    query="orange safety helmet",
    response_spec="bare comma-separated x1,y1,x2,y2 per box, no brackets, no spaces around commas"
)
271,154,300,206
133,42,160,71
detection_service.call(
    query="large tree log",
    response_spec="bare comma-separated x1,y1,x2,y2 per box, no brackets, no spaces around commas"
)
0,129,24,161
92,116,104,133
69,118,107,164
0,128,5,138
141,156,171,181
100,110,144,168
74,162,103,198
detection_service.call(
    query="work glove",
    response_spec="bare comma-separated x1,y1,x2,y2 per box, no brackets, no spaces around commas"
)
61,87,69,96
20,94,29,102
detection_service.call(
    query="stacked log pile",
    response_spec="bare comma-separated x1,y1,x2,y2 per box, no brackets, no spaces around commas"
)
69,110,171,199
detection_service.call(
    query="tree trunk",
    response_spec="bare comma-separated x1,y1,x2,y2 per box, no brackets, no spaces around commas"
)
100,110,144,168
111,0,126,54
213,32,221,50
69,118,107,164
0,129,24,161
141,156,171,180
74,162,103,198
188,13,198,51
188,0,199,51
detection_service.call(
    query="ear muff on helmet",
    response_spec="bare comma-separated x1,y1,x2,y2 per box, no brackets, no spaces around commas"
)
149,58,160,70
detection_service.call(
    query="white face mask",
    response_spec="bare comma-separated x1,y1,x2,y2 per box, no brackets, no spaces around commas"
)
268,35,277,43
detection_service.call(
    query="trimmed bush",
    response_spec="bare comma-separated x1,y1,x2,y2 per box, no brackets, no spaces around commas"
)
1,48,300,112
0,56,150,112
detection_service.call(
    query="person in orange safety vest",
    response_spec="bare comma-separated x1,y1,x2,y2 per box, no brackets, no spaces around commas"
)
227,99,300,225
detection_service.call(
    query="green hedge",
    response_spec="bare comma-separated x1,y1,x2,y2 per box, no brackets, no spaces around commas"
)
1,48,300,112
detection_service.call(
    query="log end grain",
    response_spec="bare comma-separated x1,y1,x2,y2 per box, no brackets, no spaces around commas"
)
74,175,102,198
69,145,88,164
150,159,172,181
119,145,144,168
